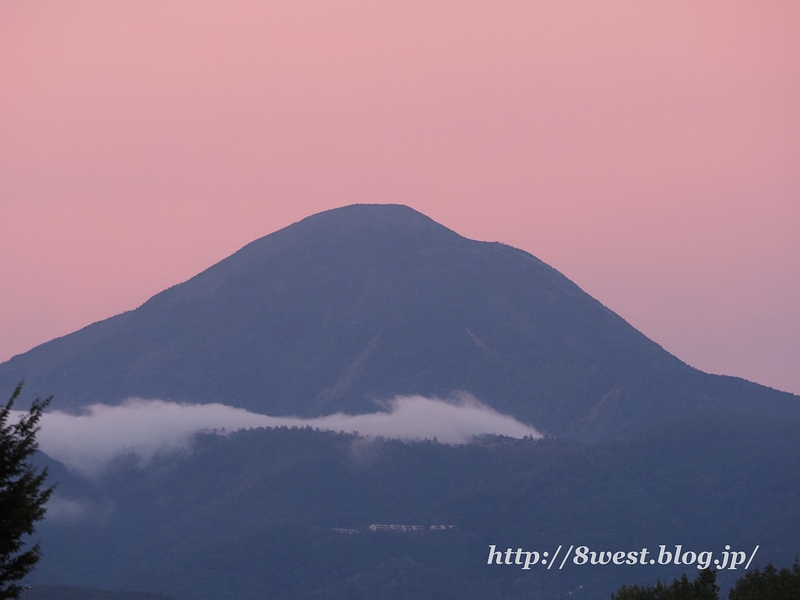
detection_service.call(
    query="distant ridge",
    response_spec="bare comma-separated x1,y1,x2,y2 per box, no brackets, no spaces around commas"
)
2,204,797,441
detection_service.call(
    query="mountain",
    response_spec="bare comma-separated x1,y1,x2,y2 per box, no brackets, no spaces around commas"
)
1,204,797,440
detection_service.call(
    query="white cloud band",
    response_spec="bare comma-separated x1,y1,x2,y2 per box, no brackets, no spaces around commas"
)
18,394,540,476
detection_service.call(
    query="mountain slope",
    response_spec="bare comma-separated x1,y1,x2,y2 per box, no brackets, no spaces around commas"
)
1,204,797,440
30,415,800,599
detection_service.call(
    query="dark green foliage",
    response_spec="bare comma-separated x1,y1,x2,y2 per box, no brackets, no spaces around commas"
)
612,569,719,600
612,562,800,600
28,586,175,600
0,384,55,599
728,560,800,600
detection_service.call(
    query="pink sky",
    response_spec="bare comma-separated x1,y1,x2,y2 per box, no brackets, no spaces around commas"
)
2,1,799,394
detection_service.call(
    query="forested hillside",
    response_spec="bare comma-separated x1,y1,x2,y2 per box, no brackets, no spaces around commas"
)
29,411,800,599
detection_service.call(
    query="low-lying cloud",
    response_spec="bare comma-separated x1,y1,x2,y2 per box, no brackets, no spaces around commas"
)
44,495,90,522
25,395,540,476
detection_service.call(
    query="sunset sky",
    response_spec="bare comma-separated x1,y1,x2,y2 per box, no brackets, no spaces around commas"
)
2,1,798,395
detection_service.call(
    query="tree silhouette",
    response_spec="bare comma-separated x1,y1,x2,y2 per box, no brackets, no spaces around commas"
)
0,383,55,599
612,568,719,600
728,560,800,600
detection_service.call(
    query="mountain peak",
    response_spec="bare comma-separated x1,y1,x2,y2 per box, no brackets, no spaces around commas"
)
239,204,460,256
2,205,797,441
293,204,454,235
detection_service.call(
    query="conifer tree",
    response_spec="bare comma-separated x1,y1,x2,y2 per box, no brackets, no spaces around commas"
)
0,383,55,599
728,560,800,600
611,568,719,600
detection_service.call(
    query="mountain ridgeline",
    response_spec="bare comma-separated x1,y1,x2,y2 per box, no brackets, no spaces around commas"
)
1,204,797,440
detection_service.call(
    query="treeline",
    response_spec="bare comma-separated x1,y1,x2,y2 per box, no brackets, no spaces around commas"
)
612,561,800,600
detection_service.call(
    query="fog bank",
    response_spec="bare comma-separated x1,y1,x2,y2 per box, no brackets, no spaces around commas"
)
21,395,540,475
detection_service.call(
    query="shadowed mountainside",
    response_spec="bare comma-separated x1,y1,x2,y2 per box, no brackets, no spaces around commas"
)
29,414,800,600
1,204,797,440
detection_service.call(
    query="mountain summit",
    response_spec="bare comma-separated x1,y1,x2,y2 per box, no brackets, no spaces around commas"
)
2,204,797,440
